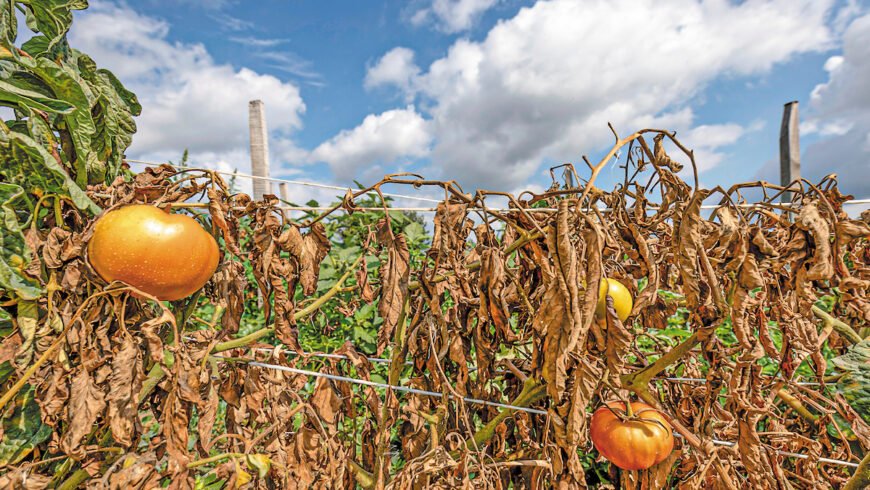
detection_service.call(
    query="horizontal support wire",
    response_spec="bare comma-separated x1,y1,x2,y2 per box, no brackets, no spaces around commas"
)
125,159,443,204
215,356,547,416
125,159,870,213
203,341,823,387
214,355,858,468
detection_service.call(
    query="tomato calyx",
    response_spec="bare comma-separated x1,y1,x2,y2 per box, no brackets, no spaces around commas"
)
599,400,672,435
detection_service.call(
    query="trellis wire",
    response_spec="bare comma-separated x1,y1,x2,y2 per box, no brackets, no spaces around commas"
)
222,356,859,468
125,159,870,213
236,345,821,387
220,357,548,416
125,159,443,204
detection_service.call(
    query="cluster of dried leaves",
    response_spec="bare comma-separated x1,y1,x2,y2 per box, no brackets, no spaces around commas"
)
1,129,869,489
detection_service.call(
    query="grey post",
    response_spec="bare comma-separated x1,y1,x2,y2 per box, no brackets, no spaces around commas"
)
249,100,271,199
279,182,290,203
779,101,800,203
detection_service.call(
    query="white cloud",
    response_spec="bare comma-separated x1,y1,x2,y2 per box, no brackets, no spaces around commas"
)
412,0,499,33
365,47,420,96
801,12,870,198
370,0,835,190
229,36,289,48
69,1,307,178
310,106,432,180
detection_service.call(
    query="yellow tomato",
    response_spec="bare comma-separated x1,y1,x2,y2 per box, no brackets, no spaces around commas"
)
595,278,633,322
87,205,220,301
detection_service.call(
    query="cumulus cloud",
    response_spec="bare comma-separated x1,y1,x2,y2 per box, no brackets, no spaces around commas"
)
310,107,432,180
70,1,307,175
365,47,420,96
411,0,499,33
800,12,870,199
369,0,835,190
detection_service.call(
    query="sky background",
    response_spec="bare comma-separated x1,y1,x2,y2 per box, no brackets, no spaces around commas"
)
56,0,870,210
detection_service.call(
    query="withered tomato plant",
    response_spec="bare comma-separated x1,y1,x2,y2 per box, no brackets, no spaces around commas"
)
1,2,870,489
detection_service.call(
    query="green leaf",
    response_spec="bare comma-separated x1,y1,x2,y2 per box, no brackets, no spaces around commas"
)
15,300,38,366
0,1,15,46
0,360,14,385
0,306,12,336
19,0,88,50
0,77,75,113
17,54,98,185
19,34,50,56
0,124,99,213
0,385,52,465
0,183,41,299
832,339,870,425
194,474,226,490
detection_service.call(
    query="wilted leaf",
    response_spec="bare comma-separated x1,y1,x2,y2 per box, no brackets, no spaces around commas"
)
106,335,143,447
376,220,409,355
60,369,106,457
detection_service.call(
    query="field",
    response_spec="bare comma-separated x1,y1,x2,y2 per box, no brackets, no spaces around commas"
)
0,2,869,489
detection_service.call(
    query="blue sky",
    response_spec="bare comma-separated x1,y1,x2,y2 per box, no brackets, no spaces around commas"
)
62,0,869,208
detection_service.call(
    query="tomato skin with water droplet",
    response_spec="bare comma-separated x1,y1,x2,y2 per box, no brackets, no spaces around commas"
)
590,401,674,471
87,205,219,301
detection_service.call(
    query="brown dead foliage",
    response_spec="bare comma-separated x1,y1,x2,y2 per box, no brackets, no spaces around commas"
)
1,128,868,489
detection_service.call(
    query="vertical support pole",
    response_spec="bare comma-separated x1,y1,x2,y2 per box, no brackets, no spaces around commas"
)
780,101,800,203
279,182,290,203
563,166,574,189
249,100,271,199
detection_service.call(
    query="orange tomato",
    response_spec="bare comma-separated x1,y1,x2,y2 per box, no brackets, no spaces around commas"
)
595,278,633,322
87,204,219,301
590,401,674,471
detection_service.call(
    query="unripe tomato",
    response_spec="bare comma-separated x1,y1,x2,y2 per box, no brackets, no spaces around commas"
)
87,204,219,301
590,401,674,471
595,278,633,322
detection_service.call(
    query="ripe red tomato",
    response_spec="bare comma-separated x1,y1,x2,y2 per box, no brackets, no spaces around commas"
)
87,204,219,301
590,401,674,470
595,278,633,322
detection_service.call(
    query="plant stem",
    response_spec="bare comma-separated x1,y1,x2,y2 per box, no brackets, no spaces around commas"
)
211,252,365,354
349,460,376,489
620,327,714,391
619,326,740,490
811,305,862,344
187,452,244,469
776,389,817,423
57,469,90,490
374,297,410,488
467,379,546,449
843,450,870,490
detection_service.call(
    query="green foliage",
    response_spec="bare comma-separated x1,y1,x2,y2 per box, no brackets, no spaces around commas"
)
832,339,870,425
300,194,429,353
0,0,139,299
0,382,51,465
